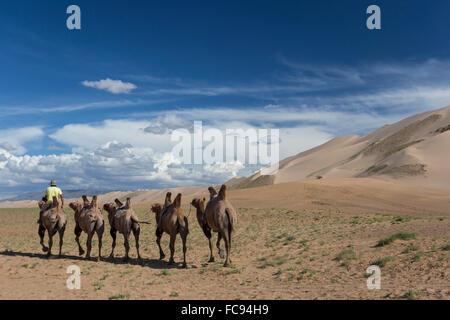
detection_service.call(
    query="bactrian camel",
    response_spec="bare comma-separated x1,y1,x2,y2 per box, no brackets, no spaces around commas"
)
151,192,189,268
38,196,67,258
103,198,141,262
199,185,236,267
69,195,104,261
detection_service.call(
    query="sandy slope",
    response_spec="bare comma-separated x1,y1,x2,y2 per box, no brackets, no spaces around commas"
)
234,105,450,191
226,178,450,217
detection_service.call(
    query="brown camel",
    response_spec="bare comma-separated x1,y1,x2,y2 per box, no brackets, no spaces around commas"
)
37,196,67,258
151,192,189,268
190,197,224,263
69,195,104,261
103,198,141,262
201,184,237,267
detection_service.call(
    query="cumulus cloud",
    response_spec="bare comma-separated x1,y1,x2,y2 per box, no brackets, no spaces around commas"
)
0,127,44,155
143,114,193,134
81,78,137,94
0,110,337,193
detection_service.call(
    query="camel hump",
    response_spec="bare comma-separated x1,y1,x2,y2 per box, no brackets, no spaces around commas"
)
115,198,124,207
218,184,226,200
52,196,59,208
164,192,172,207
174,193,182,208
208,186,218,197
82,195,90,207
91,195,98,208
125,197,131,209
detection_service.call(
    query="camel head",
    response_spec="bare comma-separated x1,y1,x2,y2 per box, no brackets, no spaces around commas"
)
151,203,162,223
218,184,227,200
190,197,206,211
103,203,117,214
69,202,82,213
38,198,46,209
151,203,162,214
164,192,172,207
103,202,118,223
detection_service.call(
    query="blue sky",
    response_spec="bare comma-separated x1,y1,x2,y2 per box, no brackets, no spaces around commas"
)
1,1,450,198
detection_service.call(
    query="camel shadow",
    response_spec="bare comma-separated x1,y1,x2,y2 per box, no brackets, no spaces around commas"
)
0,250,190,270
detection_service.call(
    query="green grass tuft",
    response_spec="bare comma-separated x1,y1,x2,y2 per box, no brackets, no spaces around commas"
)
376,232,417,247
371,256,395,267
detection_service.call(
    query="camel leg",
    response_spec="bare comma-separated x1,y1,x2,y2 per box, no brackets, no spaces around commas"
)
85,231,94,260
38,225,48,253
74,224,85,256
132,223,141,260
96,221,104,262
109,228,117,259
58,223,66,257
181,231,188,268
168,234,176,265
47,232,53,258
123,232,130,262
222,230,231,267
203,226,214,262
217,233,225,259
156,229,165,260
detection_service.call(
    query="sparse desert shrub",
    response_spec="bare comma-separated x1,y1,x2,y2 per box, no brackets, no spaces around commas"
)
402,245,420,254
376,232,417,247
371,256,395,267
392,216,412,224
412,252,424,262
335,249,356,267
403,290,426,300
109,293,130,300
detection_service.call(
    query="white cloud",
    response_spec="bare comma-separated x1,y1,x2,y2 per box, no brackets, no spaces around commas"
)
0,127,44,155
0,110,337,191
81,78,137,94
143,114,193,134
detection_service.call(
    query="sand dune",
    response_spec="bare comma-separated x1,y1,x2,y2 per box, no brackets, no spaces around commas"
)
234,105,450,190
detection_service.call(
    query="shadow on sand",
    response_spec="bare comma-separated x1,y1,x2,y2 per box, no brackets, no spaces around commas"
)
0,250,190,269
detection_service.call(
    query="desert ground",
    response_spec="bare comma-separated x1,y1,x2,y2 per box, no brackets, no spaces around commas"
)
1,178,449,300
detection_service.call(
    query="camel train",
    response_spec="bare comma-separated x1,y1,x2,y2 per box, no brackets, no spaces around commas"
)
37,184,236,267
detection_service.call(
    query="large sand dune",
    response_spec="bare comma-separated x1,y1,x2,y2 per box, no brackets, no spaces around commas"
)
234,105,450,190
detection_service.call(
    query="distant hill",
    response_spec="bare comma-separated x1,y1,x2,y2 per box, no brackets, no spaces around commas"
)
6,189,113,202
233,105,450,190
